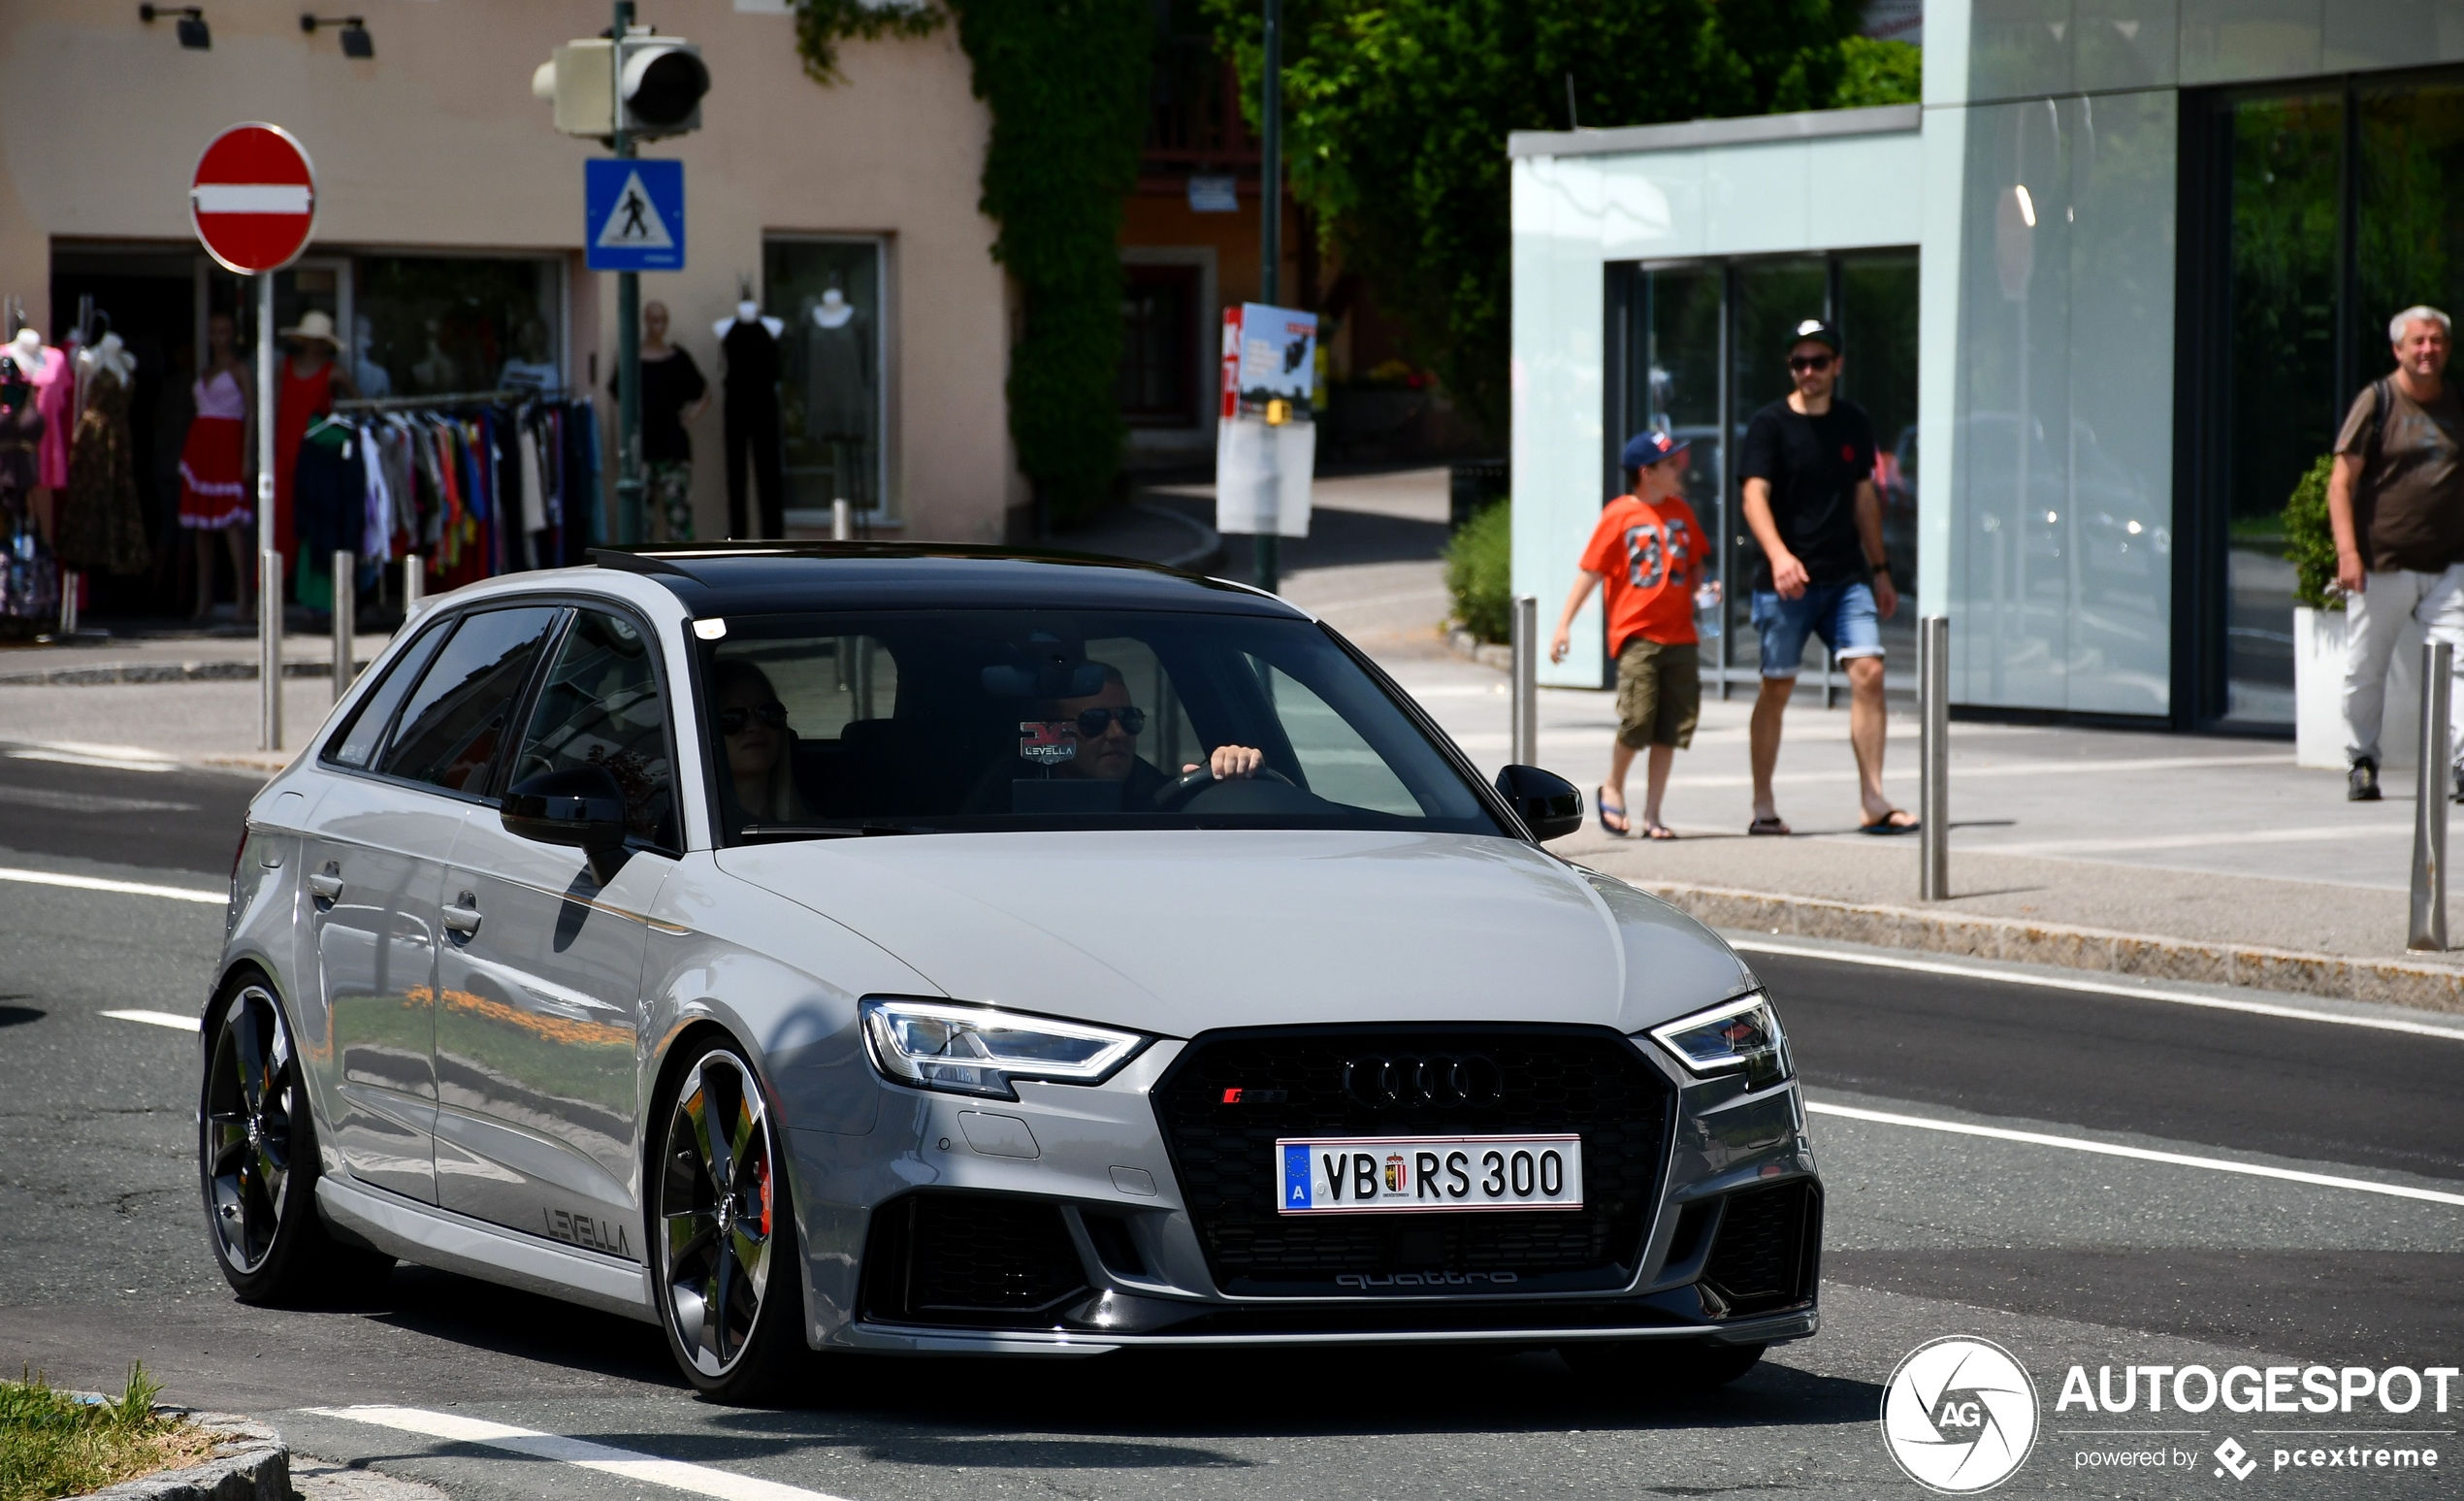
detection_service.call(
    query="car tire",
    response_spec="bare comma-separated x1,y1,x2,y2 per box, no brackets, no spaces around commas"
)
650,1035,807,1403
1559,1338,1766,1392
199,970,394,1304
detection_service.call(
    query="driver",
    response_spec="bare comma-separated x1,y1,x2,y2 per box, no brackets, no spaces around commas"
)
1045,665,1264,796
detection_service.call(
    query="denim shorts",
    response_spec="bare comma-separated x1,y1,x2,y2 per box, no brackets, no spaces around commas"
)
1751,580,1884,679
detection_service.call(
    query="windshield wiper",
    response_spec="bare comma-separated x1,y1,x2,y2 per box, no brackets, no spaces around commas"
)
739,823,934,842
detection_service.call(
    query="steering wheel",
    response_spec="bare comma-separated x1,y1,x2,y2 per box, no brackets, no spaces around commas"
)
1154,762,1294,811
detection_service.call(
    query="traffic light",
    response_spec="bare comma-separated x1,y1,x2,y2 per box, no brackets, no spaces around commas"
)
532,28,708,141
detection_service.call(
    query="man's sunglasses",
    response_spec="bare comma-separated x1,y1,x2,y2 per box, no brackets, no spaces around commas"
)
1073,706,1146,737
1789,353,1834,373
718,702,789,735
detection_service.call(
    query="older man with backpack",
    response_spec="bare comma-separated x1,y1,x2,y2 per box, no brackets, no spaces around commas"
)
2330,305,2464,802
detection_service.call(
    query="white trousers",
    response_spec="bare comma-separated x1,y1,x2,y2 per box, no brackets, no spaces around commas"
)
2343,565,2464,766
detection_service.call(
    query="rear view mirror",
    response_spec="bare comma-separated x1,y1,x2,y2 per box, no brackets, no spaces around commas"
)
503,766,631,883
1495,765,1583,841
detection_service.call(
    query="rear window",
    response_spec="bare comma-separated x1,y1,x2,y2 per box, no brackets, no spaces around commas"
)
324,622,447,770
376,606,564,796
698,608,1498,843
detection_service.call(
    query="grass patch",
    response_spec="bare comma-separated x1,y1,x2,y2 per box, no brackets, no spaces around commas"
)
1445,500,1512,644
0,1364,216,1501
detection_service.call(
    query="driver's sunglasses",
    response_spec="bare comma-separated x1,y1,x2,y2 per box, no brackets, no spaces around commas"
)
718,702,789,735
1788,353,1834,373
1074,705,1146,738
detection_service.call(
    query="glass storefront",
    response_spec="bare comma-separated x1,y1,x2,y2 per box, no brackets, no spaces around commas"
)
1609,250,1920,690
763,238,885,521
2192,70,2464,729
205,255,564,402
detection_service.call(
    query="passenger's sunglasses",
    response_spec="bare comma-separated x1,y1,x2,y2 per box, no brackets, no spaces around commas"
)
1073,706,1146,738
1788,353,1834,373
719,702,789,735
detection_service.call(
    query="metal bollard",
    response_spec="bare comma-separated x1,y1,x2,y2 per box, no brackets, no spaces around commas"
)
401,553,424,624
258,548,283,751
58,570,79,636
2411,639,2453,951
831,498,853,542
331,550,355,703
1919,615,1950,900
1509,594,1539,766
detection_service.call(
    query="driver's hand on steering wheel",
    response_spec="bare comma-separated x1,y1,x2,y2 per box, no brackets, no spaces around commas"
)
1185,744,1263,781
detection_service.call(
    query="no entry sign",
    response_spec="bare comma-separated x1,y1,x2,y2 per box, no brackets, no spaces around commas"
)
190,123,317,275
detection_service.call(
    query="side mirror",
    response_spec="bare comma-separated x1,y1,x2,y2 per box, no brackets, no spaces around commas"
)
503,766,631,883
1495,765,1583,841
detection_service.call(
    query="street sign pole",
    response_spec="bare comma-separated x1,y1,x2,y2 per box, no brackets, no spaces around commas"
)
612,0,644,546
257,269,280,750
1255,0,1281,596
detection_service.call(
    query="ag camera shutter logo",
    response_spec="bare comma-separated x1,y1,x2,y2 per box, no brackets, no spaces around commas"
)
1881,1337,2041,1492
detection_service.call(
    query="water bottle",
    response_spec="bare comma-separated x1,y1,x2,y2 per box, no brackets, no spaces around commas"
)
1695,578,1724,639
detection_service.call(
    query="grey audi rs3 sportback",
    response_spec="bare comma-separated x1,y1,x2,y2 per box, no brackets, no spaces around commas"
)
200,544,1821,1400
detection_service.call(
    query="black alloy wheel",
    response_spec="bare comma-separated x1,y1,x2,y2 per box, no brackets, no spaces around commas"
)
199,973,391,1301
653,1038,806,1400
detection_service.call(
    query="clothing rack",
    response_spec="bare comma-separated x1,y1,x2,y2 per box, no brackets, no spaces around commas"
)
332,386,571,414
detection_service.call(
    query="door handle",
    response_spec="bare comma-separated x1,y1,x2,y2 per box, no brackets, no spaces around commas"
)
307,869,342,903
442,895,482,938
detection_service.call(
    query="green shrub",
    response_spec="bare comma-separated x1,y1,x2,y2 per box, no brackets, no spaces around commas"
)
2285,453,2340,610
1446,501,1512,643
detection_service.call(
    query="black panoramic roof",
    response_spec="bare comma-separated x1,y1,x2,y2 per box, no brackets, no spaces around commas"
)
590,541,1302,619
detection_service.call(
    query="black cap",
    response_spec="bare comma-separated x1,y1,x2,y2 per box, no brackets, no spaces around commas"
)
1785,318,1840,354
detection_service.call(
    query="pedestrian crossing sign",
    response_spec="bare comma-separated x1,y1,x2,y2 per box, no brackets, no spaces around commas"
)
585,158,684,272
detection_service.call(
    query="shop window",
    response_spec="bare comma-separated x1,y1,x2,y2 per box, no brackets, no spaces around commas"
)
763,238,885,522
354,257,564,399
1119,264,1201,428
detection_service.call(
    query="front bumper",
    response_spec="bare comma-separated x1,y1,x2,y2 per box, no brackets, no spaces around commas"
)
788,1029,1822,1354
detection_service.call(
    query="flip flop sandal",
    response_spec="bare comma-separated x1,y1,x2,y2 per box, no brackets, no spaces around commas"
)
1747,816,1791,836
1642,821,1678,840
1860,811,1921,835
1597,789,1633,837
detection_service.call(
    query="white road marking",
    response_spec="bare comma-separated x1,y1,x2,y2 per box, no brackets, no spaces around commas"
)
7,747,179,773
100,1009,201,1031
1972,823,2411,856
302,1407,856,1501
1805,1100,2464,1208
1730,936,2464,1041
0,866,224,903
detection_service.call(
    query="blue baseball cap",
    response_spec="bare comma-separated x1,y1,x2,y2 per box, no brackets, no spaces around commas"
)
1621,431,1690,470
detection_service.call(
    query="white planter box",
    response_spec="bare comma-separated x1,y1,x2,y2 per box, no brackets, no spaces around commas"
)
2295,604,2421,768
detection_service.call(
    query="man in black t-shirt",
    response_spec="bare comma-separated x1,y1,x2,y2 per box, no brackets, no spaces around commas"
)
1736,318,1912,837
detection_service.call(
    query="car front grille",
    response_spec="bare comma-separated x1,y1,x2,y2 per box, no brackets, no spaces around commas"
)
859,1191,1090,1326
1151,1026,1675,1297
1700,1179,1821,1317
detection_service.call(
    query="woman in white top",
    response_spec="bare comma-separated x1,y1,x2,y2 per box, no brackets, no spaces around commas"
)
177,311,255,622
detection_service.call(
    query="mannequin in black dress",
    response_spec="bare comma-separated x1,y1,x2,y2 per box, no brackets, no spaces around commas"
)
715,300,784,539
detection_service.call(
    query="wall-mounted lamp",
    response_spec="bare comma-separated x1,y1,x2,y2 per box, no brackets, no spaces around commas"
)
300,13,373,58
139,5,211,49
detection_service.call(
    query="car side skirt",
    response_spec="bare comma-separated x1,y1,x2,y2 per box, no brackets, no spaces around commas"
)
837,1307,1817,1356
317,1175,657,1324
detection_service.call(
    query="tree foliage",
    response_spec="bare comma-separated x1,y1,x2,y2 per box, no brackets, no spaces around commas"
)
794,0,1152,527
1205,0,1899,441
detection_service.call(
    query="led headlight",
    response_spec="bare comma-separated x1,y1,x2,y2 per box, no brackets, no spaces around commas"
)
1647,991,1793,1089
859,998,1147,1100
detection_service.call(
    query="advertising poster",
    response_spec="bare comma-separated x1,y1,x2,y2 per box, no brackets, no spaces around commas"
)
1216,303,1317,538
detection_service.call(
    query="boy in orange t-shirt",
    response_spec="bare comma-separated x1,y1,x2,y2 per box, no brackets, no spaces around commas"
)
1548,431,1708,838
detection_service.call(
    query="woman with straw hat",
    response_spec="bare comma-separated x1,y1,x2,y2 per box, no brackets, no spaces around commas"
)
273,308,354,604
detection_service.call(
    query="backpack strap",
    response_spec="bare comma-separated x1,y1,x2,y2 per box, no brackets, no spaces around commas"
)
2363,376,2393,483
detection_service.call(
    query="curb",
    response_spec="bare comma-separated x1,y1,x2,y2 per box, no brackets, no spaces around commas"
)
75,1410,287,1501
1628,878,2464,1015
1444,626,1511,671
0,659,367,687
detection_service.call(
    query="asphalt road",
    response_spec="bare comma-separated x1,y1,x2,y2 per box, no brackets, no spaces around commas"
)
2,748,2459,1498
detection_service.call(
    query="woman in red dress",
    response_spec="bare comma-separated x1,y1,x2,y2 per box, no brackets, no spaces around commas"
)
274,310,357,604
177,310,254,622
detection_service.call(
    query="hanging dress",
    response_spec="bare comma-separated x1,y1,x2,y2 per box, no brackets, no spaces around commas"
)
27,346,71,490
275,356,337,571
58,374,148,575
178,367,249,529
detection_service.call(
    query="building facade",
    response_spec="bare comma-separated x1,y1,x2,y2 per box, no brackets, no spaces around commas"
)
0,0,1021,576
1513,0,2464,732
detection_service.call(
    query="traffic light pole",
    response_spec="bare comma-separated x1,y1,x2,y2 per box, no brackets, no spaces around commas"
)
612,0,644,545
1254,0,1281,596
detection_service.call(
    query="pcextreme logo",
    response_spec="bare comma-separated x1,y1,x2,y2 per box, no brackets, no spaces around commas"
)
1881,1337,2042,1493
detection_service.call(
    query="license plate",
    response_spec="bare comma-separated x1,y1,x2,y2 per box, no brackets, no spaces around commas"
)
1276,1134,1583,1214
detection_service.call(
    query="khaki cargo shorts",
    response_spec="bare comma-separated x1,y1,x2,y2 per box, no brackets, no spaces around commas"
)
1614,637,1701,750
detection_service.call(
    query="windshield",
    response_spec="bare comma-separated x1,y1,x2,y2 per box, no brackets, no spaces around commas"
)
696,609,1503,841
